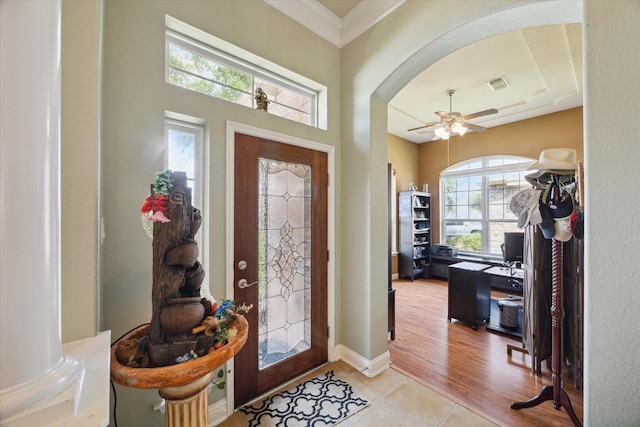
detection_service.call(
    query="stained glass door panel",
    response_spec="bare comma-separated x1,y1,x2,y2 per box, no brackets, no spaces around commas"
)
257,159,312,369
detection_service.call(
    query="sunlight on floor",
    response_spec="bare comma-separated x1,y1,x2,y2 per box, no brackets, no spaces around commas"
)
217,360,497,427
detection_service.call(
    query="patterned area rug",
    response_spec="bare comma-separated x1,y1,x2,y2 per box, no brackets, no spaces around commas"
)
238,370,369,427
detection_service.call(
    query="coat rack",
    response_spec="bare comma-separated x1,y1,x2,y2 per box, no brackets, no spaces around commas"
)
511,174,582,426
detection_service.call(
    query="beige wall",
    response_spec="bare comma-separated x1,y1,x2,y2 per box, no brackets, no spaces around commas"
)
98,1,341,424
61,0,102,343
387,133,419,275
583,3,640,423
100,0,341,335
418,107,583,243
388,133,420,194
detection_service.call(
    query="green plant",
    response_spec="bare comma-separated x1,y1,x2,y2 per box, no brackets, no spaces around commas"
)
212,368,229,390
447,233,482,251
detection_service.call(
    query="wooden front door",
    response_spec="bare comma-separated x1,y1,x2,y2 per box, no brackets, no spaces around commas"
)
233,133,328,407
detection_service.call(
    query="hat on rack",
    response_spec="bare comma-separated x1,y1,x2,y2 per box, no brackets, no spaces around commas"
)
538,198,556,239
571,207,584,240
525,170,575,189
528,148,577,171
542,185,574,220
554,219,573,242
539,180,575,241
510,188,542,228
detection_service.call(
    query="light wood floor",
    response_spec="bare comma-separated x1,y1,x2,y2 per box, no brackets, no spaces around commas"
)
388,278,583,427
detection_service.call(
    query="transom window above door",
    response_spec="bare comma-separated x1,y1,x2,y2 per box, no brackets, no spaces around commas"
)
165,16,326,128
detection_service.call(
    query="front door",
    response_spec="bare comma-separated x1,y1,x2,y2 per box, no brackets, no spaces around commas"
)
233,133,328,407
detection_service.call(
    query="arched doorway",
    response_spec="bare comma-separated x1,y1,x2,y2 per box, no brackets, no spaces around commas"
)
371,1,584,424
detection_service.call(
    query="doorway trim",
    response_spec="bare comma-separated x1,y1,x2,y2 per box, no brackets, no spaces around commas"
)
224,121,336,415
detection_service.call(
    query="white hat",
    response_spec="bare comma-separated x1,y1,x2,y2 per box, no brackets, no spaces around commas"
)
554,219,573,242
529,204,542,227
528,148,577,171
510,188,541,228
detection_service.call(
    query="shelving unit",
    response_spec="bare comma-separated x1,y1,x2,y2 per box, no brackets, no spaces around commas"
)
398,191,431,281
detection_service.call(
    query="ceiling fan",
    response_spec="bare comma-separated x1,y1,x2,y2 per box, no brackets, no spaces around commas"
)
408,89,498,139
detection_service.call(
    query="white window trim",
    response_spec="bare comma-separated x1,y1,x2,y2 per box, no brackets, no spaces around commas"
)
165,15,327,129
164,112,210,289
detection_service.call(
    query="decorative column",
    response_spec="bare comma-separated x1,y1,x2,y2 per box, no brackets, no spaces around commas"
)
0,0,80,419
161,372,215,427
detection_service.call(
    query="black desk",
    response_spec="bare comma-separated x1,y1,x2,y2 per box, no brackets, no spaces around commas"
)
483,266,524,295
431,256,524,294
447,262,491,330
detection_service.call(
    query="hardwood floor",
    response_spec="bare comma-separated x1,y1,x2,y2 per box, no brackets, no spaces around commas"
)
388,278,583,427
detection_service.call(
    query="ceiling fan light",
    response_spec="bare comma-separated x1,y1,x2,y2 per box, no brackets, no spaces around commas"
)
434,125,449,139
452,122,468,136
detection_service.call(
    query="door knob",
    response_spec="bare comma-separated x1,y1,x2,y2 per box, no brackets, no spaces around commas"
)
238,279,257,289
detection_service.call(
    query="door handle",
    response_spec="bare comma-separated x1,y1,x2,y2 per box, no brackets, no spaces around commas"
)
238,279,258,289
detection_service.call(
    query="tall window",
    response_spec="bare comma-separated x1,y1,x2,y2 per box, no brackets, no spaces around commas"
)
441,156,535,257
165,116,210,298
165,118,204,210
166,29,318,127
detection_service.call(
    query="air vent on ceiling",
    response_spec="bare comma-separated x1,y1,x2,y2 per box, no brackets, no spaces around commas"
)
487,76,509,92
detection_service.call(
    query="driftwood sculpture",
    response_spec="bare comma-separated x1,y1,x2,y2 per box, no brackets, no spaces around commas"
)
141,170,212,366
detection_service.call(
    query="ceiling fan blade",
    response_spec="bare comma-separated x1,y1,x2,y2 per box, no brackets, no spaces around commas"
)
462,108,498,120
463,122,488,133
436,111,451,120
408,121,441,132
435,111,451,120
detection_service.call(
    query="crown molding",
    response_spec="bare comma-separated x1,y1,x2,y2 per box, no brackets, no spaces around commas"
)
265,0,342,47
341,0,405,47
264,0,405,48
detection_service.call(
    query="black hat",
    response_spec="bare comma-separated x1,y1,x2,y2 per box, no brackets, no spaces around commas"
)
542,182,574,220
537,198,556,239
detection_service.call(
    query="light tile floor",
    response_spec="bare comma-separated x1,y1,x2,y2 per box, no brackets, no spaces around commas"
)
218,360,498,427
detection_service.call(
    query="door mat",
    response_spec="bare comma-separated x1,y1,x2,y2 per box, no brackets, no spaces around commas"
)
486,299,523,339
238,370,369,427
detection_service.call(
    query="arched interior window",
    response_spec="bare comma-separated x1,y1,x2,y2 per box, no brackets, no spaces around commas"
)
440,156,535,258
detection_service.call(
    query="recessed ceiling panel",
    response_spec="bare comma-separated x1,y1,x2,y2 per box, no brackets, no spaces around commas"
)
389,24,582,143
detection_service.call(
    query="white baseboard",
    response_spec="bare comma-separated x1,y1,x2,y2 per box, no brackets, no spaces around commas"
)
335,344,390,377
208,398,228,427
391,273,399,280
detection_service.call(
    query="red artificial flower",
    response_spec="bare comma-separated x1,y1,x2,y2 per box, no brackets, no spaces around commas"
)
140,196,153,214
141,194,169,214
151,195,169,212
